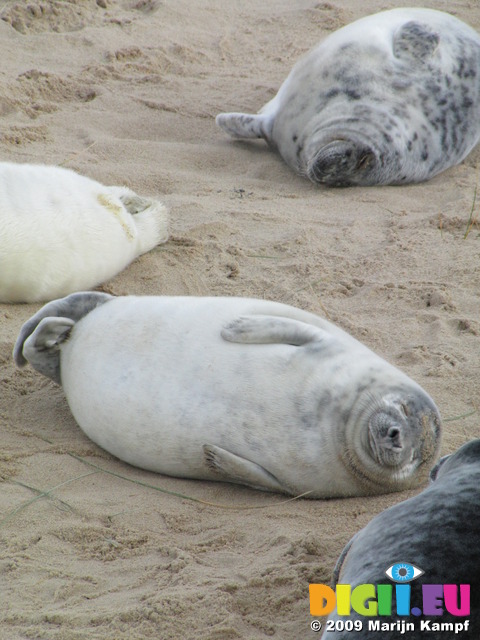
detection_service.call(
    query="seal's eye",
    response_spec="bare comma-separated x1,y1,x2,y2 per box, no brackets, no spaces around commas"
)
400,403,410,417
356,153,373,170
385,562,424,583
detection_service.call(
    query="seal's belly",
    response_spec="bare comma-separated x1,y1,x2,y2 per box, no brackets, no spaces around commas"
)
59,297,357,486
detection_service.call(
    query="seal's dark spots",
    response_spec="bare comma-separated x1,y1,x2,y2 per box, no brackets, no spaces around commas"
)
345,88,362,101
325,88,340,99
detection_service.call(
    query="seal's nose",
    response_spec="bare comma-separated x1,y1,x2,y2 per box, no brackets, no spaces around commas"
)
387,426,402,448
308,141,375,186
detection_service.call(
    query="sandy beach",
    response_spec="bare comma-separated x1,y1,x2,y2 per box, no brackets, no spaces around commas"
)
0,1,479,638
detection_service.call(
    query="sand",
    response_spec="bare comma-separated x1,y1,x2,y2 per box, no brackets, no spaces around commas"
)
0,1,479,638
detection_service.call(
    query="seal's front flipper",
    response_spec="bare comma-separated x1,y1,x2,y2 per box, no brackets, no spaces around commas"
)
393,21,439,62
216,112,271,140
221,315,331,347
203,444,286,493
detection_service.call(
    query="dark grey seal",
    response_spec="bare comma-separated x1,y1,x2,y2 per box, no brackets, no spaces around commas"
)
217,8,480,187
319,439,480,638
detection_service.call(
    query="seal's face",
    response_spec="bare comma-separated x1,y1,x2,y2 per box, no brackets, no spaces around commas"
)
339,386,441,494
307,139,377,187
366,392,441,475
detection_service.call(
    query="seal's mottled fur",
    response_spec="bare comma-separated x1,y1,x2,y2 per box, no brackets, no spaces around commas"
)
217,9,480,186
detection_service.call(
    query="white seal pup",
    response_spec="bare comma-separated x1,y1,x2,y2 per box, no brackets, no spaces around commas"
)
14,293,441,498
216,8,480,186
0,162,169,303
318,439,480,638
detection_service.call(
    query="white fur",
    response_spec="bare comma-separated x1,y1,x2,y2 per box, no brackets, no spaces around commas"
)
15,294,442,498
0,162,168,302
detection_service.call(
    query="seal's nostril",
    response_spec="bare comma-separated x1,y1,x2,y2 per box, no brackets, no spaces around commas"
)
388,427,400,440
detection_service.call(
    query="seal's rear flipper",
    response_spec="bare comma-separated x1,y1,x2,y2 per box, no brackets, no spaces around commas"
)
203,444,285,493
21,317,75,384
216,112,271,140
13,292,113,383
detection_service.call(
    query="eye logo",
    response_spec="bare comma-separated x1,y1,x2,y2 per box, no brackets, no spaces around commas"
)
385,562,424,583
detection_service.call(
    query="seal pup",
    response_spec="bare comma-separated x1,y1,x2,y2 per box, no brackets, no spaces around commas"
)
14,293,441,498
318,439,480,638
216,8,480,186
0,162,169,303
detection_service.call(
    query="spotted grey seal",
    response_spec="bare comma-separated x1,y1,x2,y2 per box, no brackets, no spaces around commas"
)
216,8,480,186
14,293,441,498
0,162,169,303
316,439,480,638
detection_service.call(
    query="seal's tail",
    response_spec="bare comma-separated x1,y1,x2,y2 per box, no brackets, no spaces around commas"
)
13,292,113,369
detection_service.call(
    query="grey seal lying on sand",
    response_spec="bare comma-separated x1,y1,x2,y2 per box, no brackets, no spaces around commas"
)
217,8,480,186
14,293,441,498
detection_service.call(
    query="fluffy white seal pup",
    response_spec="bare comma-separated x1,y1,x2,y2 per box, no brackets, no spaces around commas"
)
318,439,480,638
216,8,480,186
0,162,169,303
14,293,442,498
